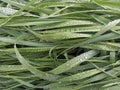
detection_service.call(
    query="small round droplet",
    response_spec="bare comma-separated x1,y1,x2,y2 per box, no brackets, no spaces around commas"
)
66,63,69,66
58,81,61,84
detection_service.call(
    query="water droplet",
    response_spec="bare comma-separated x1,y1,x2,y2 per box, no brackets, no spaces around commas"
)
75,61,79,65
58,81,61,84
79,58,83,62
7,65,13,68
69,78,72,81
83,54,88,59
66,63,69,66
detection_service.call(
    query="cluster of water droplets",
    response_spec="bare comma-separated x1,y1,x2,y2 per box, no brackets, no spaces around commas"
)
0,7,17,15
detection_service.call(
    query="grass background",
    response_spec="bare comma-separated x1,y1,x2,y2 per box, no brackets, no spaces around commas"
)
0,0,120,90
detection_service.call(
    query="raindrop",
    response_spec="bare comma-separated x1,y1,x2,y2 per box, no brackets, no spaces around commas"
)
58,81,61,84
66,63,69,66
83,54,88,59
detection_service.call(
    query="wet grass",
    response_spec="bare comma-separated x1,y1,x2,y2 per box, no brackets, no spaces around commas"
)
0,0,120,90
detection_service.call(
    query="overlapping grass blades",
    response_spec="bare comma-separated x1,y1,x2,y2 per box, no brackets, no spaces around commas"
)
0,0,120,90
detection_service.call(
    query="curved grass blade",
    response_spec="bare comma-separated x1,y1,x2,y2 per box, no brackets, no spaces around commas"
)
14,44,59,81
50,50,99,74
